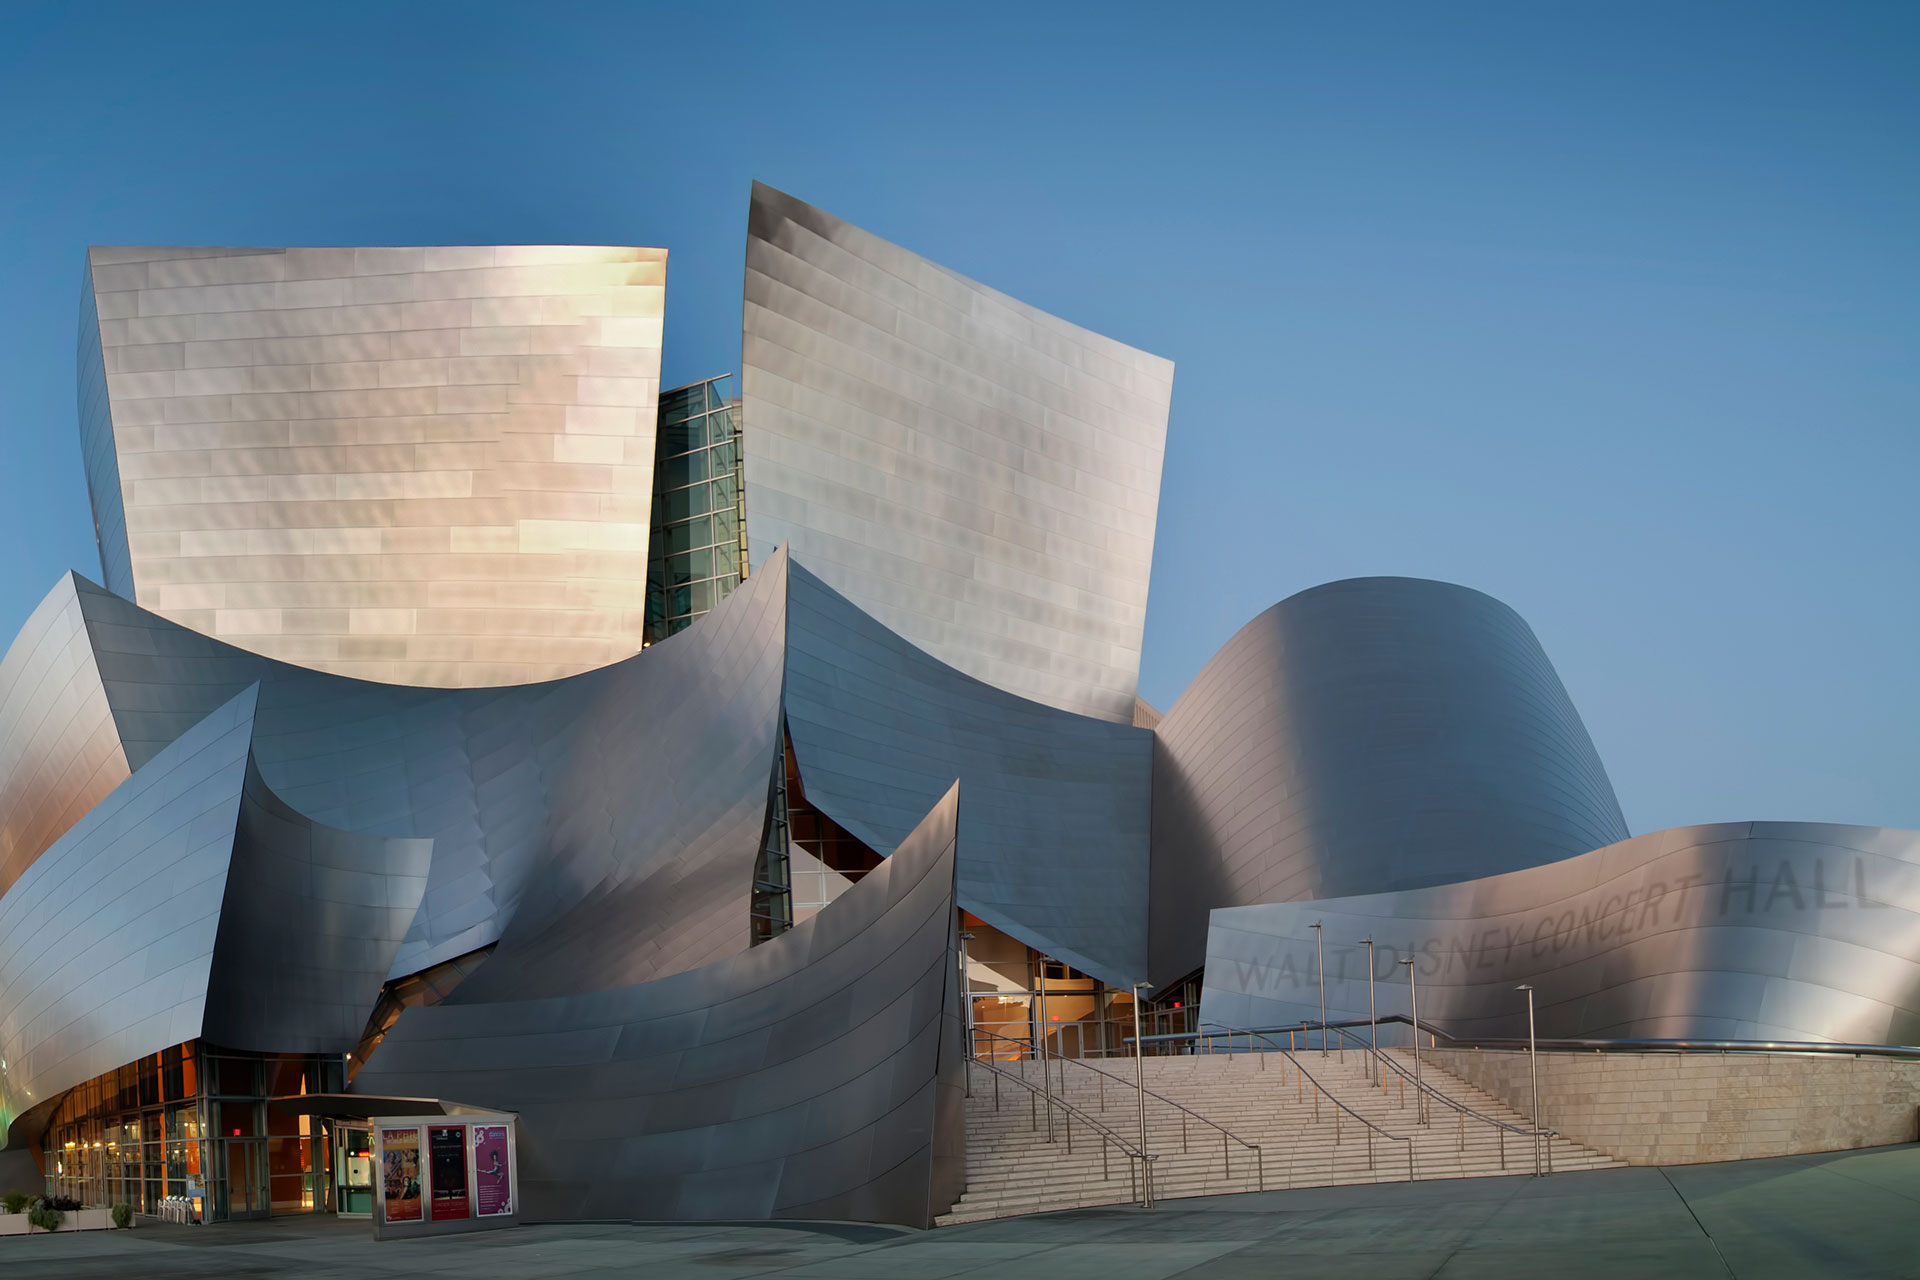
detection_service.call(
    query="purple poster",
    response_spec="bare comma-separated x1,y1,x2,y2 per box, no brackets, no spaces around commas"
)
472,1125,512,1217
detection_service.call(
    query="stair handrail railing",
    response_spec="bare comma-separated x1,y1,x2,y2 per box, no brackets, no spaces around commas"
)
1320,1023,1555,1175
1180,1021,1417,1183
967,1056,1160,1208
971,1027,1263,1192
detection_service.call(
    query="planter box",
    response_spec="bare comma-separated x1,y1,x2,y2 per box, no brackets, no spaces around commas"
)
0,1207,123,1234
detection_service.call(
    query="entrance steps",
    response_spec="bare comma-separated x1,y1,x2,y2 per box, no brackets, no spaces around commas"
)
936,1046,1623,1225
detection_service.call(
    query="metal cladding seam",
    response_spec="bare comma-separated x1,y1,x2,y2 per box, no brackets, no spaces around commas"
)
1150,576,1630,990
1199,820,1920,1044
349,783,966,1228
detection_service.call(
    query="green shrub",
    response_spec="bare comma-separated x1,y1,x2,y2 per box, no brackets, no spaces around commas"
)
0,1191,30,1214
111,1202,132,1229
27,1204,62,1232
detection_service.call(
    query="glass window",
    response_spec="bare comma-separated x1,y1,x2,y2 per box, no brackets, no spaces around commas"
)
664,484,711,522
668,586,691,617
711,543,738,580
689,580,713,614
710,474,737,508
710,508,737,548
685,548,712,581
667,517,710,555
708,440,736,473
663,450,708,489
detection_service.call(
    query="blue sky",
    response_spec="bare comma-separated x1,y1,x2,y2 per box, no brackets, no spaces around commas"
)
0,2,1913,835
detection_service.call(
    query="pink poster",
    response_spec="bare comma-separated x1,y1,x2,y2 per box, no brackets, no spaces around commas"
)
472,1125,512,1217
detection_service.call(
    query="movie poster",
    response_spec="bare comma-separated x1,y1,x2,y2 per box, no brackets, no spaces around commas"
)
473,1125,512,1217
428,1125,469,1221
380,1128,422,1222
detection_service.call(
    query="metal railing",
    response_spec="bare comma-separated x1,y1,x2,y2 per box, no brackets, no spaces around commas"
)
1168,1022,1417,1184
970,1028,1263,1192
1318,1023,1556,1176
966,1056,1159,1207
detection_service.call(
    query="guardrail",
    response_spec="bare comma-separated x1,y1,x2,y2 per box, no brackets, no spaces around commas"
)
971,1028,1263,1191
967,1056,1159,1207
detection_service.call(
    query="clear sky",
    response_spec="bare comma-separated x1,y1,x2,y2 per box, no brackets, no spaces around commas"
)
0,2,1913,836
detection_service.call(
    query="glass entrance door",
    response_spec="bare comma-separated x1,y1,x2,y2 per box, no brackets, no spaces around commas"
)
334,1127,374,1217
224,1139,267,1219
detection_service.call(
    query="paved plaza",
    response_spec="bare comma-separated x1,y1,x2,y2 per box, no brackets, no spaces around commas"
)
4,1144,1916,1279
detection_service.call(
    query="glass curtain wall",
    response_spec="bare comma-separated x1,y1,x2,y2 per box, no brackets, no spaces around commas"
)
40,1043,341,1221
961,914,1192,1059
644,375,748,644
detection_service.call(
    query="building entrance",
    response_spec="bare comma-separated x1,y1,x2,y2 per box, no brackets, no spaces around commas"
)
221,1138,267,1219
334,1127,374,1217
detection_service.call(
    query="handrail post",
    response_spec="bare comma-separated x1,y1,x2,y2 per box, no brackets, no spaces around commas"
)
1132,982,1150,1204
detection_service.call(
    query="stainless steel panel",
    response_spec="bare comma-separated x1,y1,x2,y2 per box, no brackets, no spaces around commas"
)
349,783,965,1228
743,184,1172,724
81,245,667,687
785,560,1151,988
1152,576,1630,987
1201,820,1920,1044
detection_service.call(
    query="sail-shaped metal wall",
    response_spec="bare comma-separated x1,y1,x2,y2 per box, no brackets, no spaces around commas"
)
1150,576,1630,987
79,246,668,688
743,183,1173,725
351,785,967,1227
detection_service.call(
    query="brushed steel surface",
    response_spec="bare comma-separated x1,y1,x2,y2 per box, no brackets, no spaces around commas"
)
0,687,257,1151
41,550,788,979
0,573,133,900
350,783,966,1227
1201,820,1920,1044
785,560,1151,988
743,183,1173,724
81,245,668,687
1151,576,1630,987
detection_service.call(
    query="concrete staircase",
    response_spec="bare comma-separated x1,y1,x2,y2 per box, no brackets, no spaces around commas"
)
937,1046,1624,1225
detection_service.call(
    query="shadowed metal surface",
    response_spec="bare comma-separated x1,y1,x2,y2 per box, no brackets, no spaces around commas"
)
784,560,1150,988
0,573,133,900
201,759,433,1055
1151,576,1629,988
81,246,667,688
0,687,256,1152
743,182,1173,725
1201,821,1920,1044
350,784,966,1228
46,550,789,978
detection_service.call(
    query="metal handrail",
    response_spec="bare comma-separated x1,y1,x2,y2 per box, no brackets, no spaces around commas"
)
971,1028,1263,1191
1173,1021,1417,1182
1327,1024,1542,1138
1276,1014,1920,1062
967,1056,1159,1208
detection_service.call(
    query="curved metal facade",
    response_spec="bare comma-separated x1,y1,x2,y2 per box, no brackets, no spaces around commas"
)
1201,821,1920,1044
350,784,966,1227
0,573,132,900
1150,576,1629,986
41,550,788,979
81,245,667,688
743,182,1173,725
785,560,1151,988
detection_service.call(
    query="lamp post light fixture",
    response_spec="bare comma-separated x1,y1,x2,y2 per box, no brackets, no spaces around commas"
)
1398,957,1425,1125
1359,937,1377,1086
1517,983,1541,1175
1131,981,1151,1206
958,931,975,1061
1309,921,1326,1056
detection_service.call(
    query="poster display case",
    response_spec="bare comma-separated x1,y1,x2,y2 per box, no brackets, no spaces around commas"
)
369,1112,516,1240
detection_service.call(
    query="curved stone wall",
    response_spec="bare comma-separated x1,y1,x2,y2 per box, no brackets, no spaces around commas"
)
1151,576,1629,986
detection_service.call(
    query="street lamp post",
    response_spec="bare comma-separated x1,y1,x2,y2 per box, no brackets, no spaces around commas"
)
1398,957,1425,1124
1359,936,1377,1086
1131,981,1151,1207
958,930,975,1047
1309,921,1326,1056
1517,983,1541,1175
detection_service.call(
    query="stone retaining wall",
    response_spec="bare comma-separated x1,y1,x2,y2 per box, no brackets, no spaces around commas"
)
1425,1048,1920,1165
